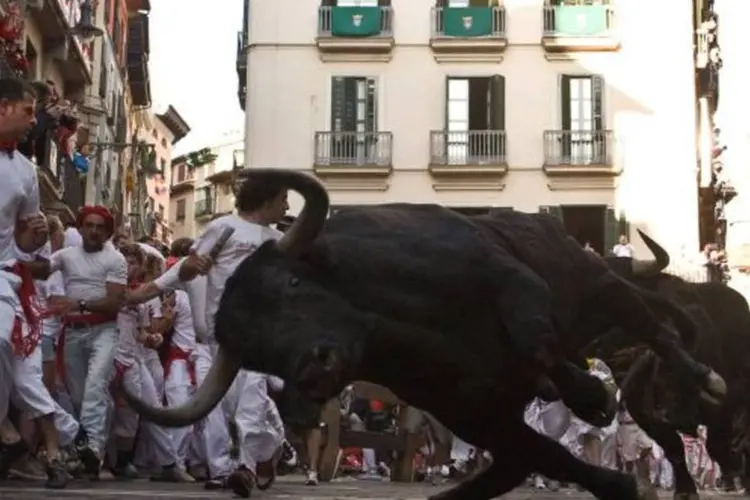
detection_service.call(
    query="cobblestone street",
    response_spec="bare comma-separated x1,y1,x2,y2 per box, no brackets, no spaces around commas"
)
0,477,737,499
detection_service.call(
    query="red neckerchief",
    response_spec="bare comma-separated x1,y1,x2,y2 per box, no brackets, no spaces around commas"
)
8,261,45,358
0,141,17,156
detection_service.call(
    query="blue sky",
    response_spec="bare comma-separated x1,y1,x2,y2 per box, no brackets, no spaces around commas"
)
148,0,245,155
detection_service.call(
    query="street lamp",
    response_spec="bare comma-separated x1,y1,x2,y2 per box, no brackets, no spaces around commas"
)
69,0,104,42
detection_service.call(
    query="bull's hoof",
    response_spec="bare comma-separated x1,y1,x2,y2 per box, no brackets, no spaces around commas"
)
672,493,700,500
701,369,726,405
636,478,658,500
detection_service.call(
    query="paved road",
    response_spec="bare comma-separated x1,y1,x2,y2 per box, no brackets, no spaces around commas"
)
0,477,737,499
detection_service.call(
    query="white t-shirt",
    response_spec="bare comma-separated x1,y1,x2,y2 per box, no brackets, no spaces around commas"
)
612,243,634,258
192,214,282,336
154,257,210,341
138,242,165,272
116,303,148,365
151,290,195,352
0,153,40,266
50,244,128,302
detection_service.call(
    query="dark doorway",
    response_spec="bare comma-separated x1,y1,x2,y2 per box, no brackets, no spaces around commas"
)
561,205,606,254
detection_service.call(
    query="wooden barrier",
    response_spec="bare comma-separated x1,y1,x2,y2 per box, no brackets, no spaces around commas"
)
318,381,422,482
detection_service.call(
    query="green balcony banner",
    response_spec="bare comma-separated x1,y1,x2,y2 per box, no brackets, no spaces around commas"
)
554,6,608,36
331,6,382,37
442,7,493,37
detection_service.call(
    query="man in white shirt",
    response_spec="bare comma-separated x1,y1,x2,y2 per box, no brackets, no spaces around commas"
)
127,240,235,487
47,205,127,479
177,177,289,497
612,234,635,258
0,79,52,482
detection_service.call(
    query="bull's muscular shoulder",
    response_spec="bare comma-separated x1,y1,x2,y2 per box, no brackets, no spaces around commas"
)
326,204,470,236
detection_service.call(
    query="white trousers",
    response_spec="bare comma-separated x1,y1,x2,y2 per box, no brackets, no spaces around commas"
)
164,358,194,468
0,280,21,424
187,343,235,477
224,369,285,473
12,343,79,446
131,359,178,469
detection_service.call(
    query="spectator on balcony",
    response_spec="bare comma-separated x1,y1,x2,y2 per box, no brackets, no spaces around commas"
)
611,235,634,258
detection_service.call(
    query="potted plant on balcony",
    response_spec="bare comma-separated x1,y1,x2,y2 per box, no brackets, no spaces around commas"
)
0,1,28,78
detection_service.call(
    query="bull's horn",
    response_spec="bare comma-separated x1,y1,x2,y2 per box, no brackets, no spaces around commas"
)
241,169,329,256
632,230,670,276
122,347,240,427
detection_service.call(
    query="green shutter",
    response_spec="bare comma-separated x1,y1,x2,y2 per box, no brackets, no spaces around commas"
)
539,205,564,223
592,75,604,131
560,75,571,130
604,207,629,256
488,75,505,131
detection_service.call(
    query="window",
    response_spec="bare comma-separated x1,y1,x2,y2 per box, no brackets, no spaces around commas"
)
104,0,112,27
175,164,187,183
158,204,165,219
176,199,186,221
560,74,605,163
329,76,378,163
161,138,167,148
331,76,377,133
444,75,505,163
152,129,158,139
160,159,166,175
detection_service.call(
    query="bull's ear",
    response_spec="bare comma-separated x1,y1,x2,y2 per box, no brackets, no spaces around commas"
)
302,242,338,273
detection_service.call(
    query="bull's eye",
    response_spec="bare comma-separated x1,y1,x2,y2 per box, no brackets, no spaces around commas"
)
289,277,300,287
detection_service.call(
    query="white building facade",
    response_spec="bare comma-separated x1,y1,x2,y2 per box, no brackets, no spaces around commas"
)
243,0,701,256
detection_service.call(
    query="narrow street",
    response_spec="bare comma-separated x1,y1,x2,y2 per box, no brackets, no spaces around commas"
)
0,478,736,499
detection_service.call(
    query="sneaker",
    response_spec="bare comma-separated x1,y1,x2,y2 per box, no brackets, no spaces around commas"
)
281,440,298,468
154,466,195,483
226,467,255,498
204,475,227,490
77,447,100,480
305,469,318,486
187,463,208,482
45,459,68,489
112,463,139,479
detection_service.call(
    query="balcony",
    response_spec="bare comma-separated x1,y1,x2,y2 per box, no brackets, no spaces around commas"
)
31,0,95,88
430,7,507,63
542,130,619,189
541,1,619,54
127,13,151,107
313,131,393,190
237,31,247,110
170,174,195,195
195,198,214,220
316,5,394,62
428,130,508,190
61,156,85,220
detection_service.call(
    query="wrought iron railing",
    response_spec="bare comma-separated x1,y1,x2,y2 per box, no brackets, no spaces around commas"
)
431,6,506,38
318,5,393,37
430,130,507,165
542,1,615,37
195,197,213,216
314,131,392,167
543,130,614,165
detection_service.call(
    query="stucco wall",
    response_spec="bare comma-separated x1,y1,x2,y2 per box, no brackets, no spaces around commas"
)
244,0,700,255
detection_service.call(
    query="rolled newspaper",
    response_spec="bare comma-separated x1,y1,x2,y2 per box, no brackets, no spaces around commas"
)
208,226,235,259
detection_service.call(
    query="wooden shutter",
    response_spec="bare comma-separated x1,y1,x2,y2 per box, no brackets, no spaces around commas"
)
560,75,571,130
604,207,629,256
365,77,377,133
330,77,358,132
378,0,391,5
539,205,564,223
321,0,335,5
592,75,604,131
488,75,505,131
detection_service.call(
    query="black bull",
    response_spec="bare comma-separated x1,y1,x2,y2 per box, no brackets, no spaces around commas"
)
601,233,750,499
123,170,727,500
